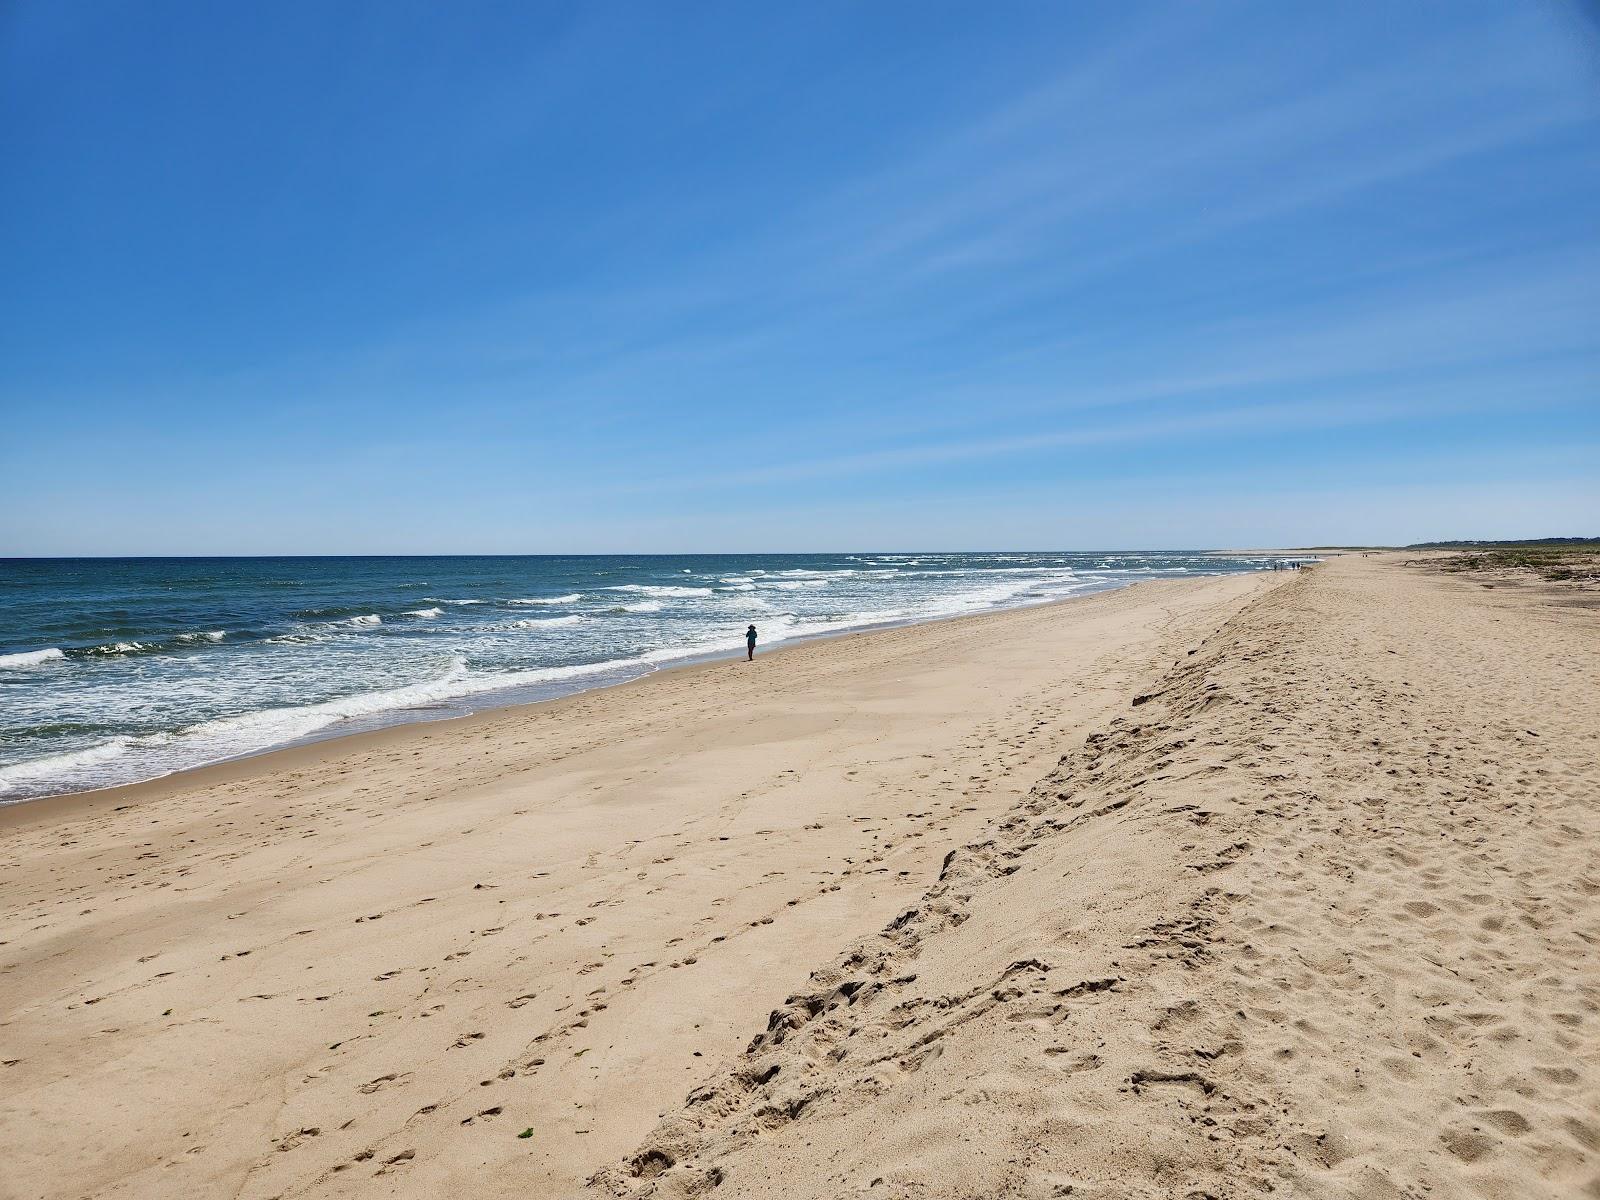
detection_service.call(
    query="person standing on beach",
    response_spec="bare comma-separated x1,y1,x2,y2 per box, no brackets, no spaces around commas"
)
746,624,758,661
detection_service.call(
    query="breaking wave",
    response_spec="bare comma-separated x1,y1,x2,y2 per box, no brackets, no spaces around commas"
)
605,584,714,598
510,615,586,629
0,648,65,669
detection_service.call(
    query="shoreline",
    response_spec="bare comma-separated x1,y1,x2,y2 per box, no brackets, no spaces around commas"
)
0,566,1285,1199
0,569,1259,827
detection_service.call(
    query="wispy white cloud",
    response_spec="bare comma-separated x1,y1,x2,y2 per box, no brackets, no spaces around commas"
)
613,366,1591,496
6,2,1595,551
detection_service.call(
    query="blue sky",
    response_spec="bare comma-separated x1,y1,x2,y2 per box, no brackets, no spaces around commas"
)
2,1,1596,553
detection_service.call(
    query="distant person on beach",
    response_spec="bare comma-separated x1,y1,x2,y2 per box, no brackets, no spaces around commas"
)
746,624,758,661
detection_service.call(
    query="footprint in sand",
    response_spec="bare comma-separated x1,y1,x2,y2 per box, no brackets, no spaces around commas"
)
358,1072,410,1094
273,1126,320,1152
374,1149,415,1175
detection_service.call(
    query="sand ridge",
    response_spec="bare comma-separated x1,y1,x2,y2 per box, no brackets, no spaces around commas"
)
589,556,1599,1199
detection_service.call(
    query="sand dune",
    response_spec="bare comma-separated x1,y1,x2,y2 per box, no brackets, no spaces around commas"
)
2,557,1595,1199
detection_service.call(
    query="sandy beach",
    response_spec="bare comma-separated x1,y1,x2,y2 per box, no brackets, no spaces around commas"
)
2,556,1596,1200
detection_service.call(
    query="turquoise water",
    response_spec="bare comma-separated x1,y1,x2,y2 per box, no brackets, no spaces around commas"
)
0,552,1292,802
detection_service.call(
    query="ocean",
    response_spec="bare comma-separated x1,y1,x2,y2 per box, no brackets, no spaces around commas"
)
0,552,1289,803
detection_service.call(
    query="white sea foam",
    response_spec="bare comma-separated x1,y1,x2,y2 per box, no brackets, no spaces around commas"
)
297,612,384,634
405,608,444,619
175,630,227,644
760,608,912,638
509,594,582,606
0,648,65,669
605,585,713,598
615,601,664,613
910,566,1078,578
4,658,535,799
169,656,481,756
510,615,586,628
0,737,143,794
266,631,331,645
429,598,485,605
169,651,710,764
86,641,156,656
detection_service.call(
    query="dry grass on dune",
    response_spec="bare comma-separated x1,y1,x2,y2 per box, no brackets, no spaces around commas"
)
1413,544,1600,589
